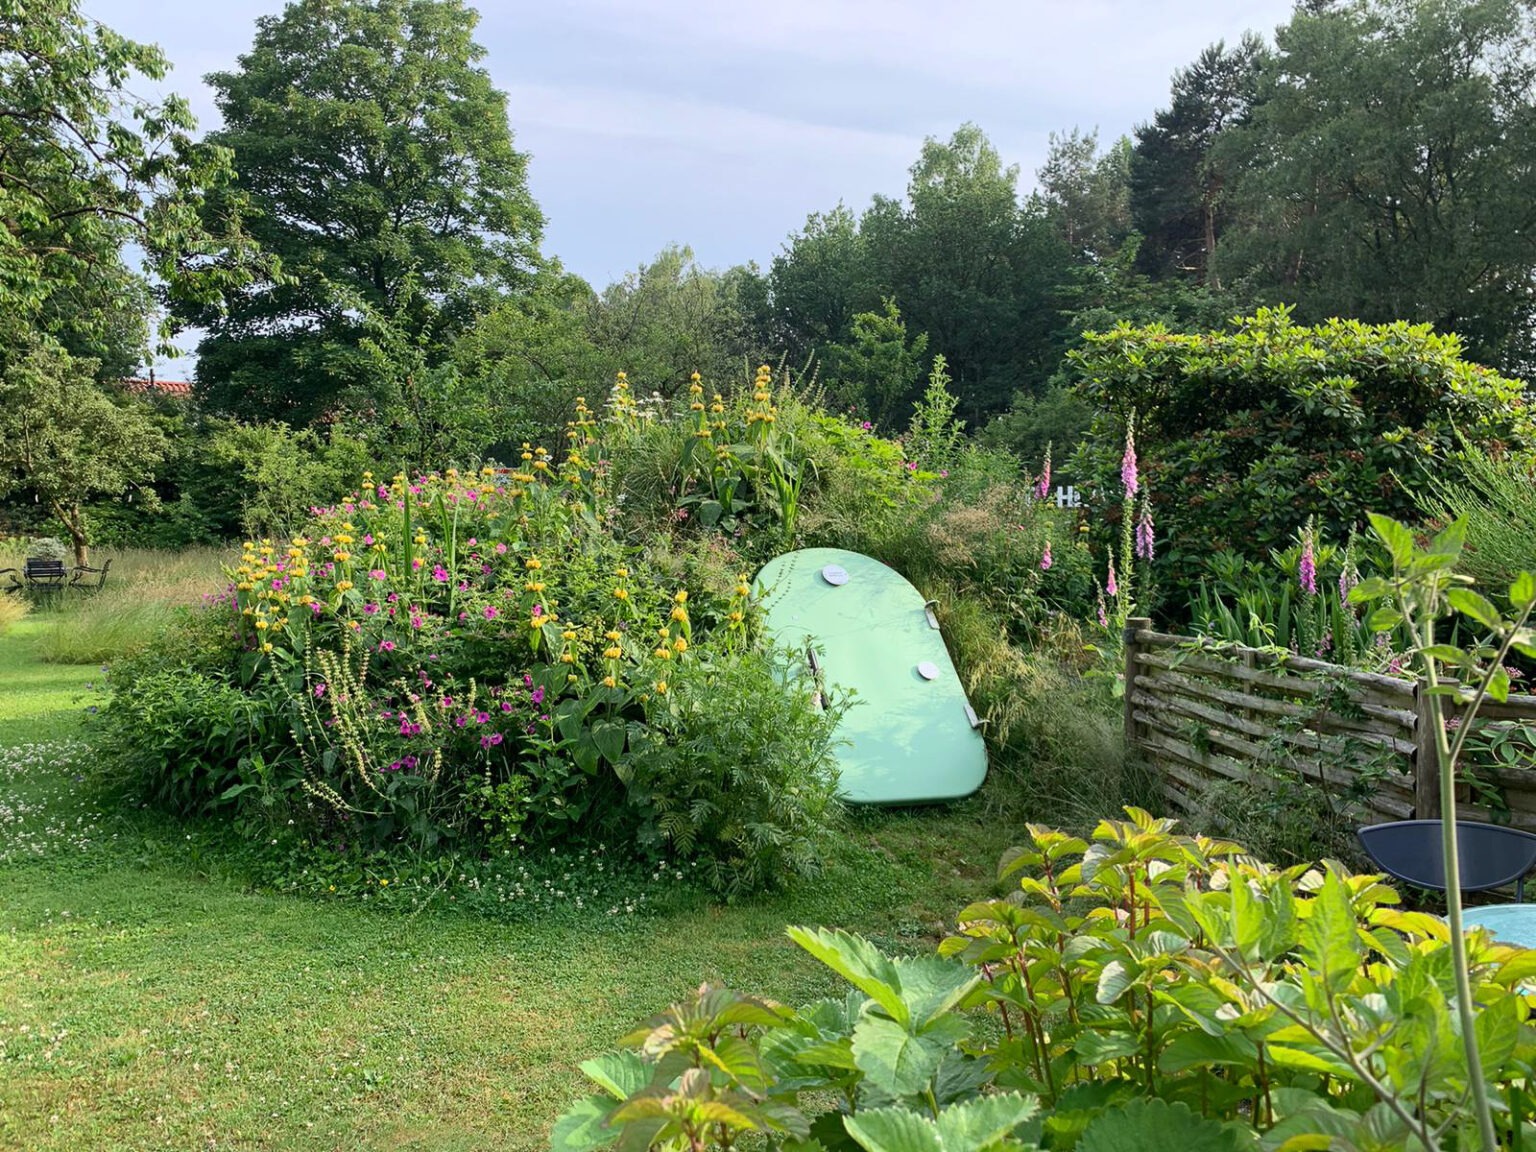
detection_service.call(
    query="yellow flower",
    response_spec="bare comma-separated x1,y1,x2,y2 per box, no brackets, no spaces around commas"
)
604,646,623,660
654,647,672,660
654,681,668,695
530,617,544,631
673,637,687,653
728,610,744,623
560,653,575,664
562,629,577,641
261,642,273,653
673,590,687,604
613,588,629,600
615,567,629,579
336,580,354,592
525,557,542,570
254,619,269,631
604,630,622,642
602,675,617,688
525,581,546,593
670,607,688,623
734,582,751,597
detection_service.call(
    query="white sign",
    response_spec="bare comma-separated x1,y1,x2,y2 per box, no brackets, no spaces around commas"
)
1054,485,1081,509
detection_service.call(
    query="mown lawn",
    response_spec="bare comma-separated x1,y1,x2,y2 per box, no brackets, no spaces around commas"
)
0,616,1018,1150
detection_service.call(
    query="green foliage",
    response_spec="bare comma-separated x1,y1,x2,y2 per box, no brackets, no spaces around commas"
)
582,246,769,397
0,338,170,564
1350,512,1536,1150
1421,444,1536,596
1128,36,1267,286
0,0,265,348
821,298,930,430
1216,0,1536,374
1070,307,1534,613
558,810,1536,1150
1031,128,1132,263
188,0,544,425
623,649,843,899
906,356,966,475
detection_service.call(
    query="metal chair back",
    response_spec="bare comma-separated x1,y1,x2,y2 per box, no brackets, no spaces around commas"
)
1357,820,1536,901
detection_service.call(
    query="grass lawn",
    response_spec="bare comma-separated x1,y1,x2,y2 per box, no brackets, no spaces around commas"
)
0,614,1020,1150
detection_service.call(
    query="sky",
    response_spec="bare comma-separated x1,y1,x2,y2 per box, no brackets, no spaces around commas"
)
83,0,1298,371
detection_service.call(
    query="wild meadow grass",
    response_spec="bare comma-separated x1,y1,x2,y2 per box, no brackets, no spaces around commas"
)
0,546,232,665
0,599,1022,1149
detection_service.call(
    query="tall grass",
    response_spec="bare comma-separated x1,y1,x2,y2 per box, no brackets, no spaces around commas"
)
1423,445,1536,592
0,547,234,665
0,592,29,635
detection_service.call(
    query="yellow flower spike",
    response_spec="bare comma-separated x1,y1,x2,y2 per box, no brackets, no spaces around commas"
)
674,590,687,604
615,567,629,579
521,451,533,462
654,681,668,695
255,619,269,631
653,647,670,659
261,642,273,653
673,637,687,653
336,580,353,592
560,653,575,664
670,606,688,623
605,630,622,642
530,617,544,631
613,587,629,601
604,646,623,660
525,581,546,593
602,675,617,688
657,627,670,638
562,629,577,641
525,557,542,570
728,610,744,624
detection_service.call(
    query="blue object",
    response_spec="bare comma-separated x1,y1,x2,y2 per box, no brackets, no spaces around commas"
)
1357,820,1536,947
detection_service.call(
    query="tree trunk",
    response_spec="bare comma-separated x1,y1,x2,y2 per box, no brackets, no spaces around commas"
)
54,501,89,567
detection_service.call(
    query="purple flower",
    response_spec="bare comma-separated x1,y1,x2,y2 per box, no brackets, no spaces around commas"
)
531,686,546,705
1338,565,1358,607
483,605,498,620
378,640,396,652
1299,529,1318,596
432,564,449,583
1037,444,1052,500
476,711,490,723
314,683,327,699
1121,422,1138,500
363,602,380,615
1097,590,1109,629
1135,505,1155,562
1106,558,1118,598
1040,542,1053,571
500,702,513,713
369,569,387,581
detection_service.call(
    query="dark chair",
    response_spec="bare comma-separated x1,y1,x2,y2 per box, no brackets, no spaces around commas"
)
1358,820,1536,946
69,558,111,591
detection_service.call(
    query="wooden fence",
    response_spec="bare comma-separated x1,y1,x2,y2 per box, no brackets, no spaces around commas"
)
1121,618,1536,831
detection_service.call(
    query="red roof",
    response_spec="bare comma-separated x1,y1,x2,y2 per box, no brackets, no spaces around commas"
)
122,378,194,396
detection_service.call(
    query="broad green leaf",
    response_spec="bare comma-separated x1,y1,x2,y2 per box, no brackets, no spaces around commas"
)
1095,959,1138,1005
578,1050,651,1100
548,1094,620,1152
1368,513,1416,570
1488,665,1512,703
1157,1030,1259,1073
851,1015,945,1099
590,719,626,766
1348,576,1391,604
934,1092,1041,1148
1474,995,1521,1073
843,1107,944,1152
890,955,982,1027
1447,588,1502,631
1299,870,1363,994
1078,1098,1246,1152
789,927,908,1026
1366,607,1402,632
1074,1029,1141,1065
1512,572,1536,612
1420,644,1468,665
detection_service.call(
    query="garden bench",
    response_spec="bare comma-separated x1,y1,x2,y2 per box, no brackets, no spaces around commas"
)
1,557,69,593
1357,819,1536,947
68,559,111,591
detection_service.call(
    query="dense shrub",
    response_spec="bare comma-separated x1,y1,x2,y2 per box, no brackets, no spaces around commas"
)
1069,307,1533,614
557,811,1536,1151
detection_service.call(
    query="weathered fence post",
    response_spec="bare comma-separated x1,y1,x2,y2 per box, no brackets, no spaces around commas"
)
1123,616,1151,755
1413,680,1441,820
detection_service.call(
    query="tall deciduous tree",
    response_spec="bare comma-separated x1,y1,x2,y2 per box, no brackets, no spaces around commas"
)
1129,36,1267,286
860,124,1071,424
0,0,264,561
1214,0,1536,374
187,0,545,425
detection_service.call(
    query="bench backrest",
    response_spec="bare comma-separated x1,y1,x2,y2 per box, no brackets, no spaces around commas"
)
24,559,66,577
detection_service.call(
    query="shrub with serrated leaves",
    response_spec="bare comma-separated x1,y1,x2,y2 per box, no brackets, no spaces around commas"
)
1069,307,1533,617
555,808,1536,1150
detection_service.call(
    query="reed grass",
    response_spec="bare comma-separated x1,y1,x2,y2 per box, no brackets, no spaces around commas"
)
0,546,233,665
